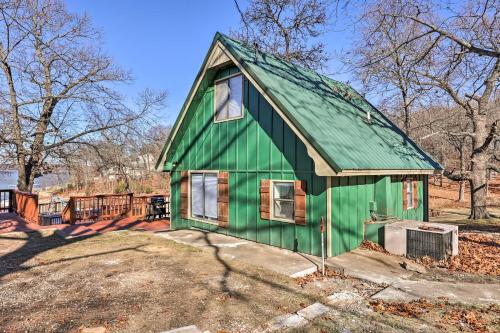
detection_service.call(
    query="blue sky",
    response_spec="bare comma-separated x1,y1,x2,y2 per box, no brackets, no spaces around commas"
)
65,0,354,125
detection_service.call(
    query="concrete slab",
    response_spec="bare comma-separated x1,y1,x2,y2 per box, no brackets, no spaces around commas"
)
267,313,308,331
296,302,331,320
159,326,204,333
390,280,500,304
371,286,419,302
326,291,364,305
326,247,500,304
157,229,318,277
326,248,413,284
81,327,106,333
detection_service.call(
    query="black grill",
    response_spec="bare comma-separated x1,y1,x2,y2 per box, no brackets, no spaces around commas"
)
406,229,452,261
147,196,168,220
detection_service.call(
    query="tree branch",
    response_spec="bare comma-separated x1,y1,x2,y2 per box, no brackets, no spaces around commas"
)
403,14,500,58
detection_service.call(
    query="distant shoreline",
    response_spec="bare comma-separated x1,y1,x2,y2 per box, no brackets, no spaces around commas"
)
0,170,69,190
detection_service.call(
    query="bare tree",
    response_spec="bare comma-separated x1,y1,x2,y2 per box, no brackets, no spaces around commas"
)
347,7,432,134
0,0,166,192
56,121,170,195
232,0,330,69
347,0,499,219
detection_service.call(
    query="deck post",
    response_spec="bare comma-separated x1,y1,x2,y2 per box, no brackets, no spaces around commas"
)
127,193,134,217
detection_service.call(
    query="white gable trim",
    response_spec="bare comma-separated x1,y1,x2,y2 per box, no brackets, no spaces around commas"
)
155,43,228,171
156,40,337,176
157,39,436,177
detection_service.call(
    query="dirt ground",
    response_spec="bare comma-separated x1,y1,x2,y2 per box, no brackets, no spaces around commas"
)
428,176,500,212
0,229,499,333
0,230,323,333
294,299,500,333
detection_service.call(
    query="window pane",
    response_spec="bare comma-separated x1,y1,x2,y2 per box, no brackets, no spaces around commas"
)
407,180,413,208
191,174,203,217
204,174,218,219
274,182,294,200
274,200,294,220
215,80,229,121
228,75,242,118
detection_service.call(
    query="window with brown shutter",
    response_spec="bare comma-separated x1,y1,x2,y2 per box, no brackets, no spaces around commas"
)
218,172,229,228
260,179,270,220
403,176,418,210
261,179,307,225
413,179,419,208
180,171,189,219
402,176,408,210
294,180,307,225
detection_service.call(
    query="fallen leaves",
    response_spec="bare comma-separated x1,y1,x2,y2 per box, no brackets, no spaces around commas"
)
369,299,437,318
443,309,489,333
448,233,500,276
417,233,500,276
370,300,499,333
295,268,345,287
360,240,387,253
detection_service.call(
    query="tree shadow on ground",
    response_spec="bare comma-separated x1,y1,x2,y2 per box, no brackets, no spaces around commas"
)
0,216,154,279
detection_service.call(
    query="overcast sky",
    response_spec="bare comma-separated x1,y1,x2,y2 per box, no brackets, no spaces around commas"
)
65,0,355,125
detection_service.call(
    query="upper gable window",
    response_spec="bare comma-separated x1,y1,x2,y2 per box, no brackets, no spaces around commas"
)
215,74,243,122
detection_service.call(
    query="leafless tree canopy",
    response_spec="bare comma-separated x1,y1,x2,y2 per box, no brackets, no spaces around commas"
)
232,0,330,69
0,0,166,192
61,124,171,195
347,0,499,218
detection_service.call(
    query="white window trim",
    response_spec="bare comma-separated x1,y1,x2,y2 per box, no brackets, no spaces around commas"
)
189,170,219,225
270,180,295,224
406,176,415,210
213,73,245,123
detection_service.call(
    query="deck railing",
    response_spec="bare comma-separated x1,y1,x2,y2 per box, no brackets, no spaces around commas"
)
62,194,170,224
1,189,169,225
14,191,39,224
38,201,65,214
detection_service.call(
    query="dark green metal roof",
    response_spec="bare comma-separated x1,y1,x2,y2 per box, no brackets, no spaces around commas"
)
156,33,441,173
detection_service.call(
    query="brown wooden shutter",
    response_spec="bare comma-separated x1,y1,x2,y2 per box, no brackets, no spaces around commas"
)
218,172,229,228
402,176,408,210
180,171,189,219
260,179,270,220
413,179,418,208
294,180,307,225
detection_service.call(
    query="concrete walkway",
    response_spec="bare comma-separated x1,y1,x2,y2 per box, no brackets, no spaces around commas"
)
327,248,500,304
157,229,499,304
157,229,318,277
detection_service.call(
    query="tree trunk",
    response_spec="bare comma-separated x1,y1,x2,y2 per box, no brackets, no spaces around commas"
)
458,144,465,202
469,117,490,219
469,176,489,219
458,181,465,202
16,162,37,193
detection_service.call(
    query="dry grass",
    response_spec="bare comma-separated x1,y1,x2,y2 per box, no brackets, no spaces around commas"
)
429,177,500,211
369,300,500,333
0,230,322,333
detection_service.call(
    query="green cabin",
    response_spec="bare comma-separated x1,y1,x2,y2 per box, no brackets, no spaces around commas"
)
156,33,441,257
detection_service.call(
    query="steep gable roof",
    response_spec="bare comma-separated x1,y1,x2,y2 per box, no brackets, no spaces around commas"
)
156,33,441,175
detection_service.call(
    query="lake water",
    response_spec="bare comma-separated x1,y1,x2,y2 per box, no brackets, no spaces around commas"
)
0,170,69,190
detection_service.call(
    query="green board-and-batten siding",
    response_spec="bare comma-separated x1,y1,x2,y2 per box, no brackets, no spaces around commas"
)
166,65,427,257
330,175,425,256
168,66,326,256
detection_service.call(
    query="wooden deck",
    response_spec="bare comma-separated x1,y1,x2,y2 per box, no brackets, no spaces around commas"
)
0,212,170,238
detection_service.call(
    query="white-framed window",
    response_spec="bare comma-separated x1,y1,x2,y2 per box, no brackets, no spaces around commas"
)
271,181,294,222
191,172,218,221
406,177,414,209
215,74,243,122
